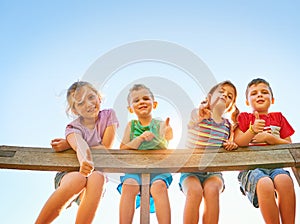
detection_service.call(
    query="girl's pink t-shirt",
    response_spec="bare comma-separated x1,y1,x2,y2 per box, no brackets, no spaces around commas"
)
65,109,119,147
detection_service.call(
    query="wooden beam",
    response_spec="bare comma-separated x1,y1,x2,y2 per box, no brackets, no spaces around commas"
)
0,144,299,184
289,147,300,186
1,144,300,224
140,173,150,224
0,145,297,172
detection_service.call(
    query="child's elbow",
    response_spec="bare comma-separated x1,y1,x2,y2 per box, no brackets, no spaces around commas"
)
234,139,249,147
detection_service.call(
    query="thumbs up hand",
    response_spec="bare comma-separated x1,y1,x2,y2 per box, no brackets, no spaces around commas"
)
254,111,260,120
161,117,173,141
250,111,265,134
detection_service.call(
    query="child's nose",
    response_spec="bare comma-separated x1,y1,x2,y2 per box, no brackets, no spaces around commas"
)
87,100,93,106
257,92,263,97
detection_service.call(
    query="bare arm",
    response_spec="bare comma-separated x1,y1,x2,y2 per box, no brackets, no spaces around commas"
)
159,118,173,141
223,126,238,150
234,113,266,147
120,122,154,150
234,127,257,147
66,133,94,176
90,123,118,150
51,138,71,152
253,132,292,145
234,116,292,146
98,124,118,149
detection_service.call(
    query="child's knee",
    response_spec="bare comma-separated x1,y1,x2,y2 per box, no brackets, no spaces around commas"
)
87,171,105,188
203,185,221,199
203,177,223,195
256,177,274,195
150,180,167,196
90,171,105,181
185,183,203,198
61,172,87,190
274,174,294,193
122,179,140,195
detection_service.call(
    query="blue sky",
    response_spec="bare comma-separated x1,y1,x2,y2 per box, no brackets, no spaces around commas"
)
0,1,299,223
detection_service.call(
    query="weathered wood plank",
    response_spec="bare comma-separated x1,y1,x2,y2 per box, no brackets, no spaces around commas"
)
140,174,150,224
0,147,79,171
289,148,300,186
1,144,300,224
289,148,300,166
0,145,296,173
291,167,300,187
92,149,294,173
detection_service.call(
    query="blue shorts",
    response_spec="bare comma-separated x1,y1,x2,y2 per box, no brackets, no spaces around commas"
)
117,173,173,213
179,172,225,192
238,168,291,208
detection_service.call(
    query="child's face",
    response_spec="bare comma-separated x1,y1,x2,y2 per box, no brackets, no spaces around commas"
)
128,88,157,118
72,86,101,119
246,83,274,114
210,84,235,112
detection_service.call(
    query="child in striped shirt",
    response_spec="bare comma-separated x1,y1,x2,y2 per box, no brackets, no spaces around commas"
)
180,80,239,224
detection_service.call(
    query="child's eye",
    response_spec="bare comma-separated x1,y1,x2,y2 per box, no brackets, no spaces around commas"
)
262,90,269,94
89,95,96,100
77,102,84,106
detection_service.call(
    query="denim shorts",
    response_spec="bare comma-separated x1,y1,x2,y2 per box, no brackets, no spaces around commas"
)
117,173,173,213
179,172,225,192
238,168,291,208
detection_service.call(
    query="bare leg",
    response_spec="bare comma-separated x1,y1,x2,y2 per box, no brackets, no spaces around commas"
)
202,176,223,224
151,180,171,224
182,176,203,224
119,178,139,224
274,174,295,224
257,177,280,224
35,172,86,224
76,171,105,224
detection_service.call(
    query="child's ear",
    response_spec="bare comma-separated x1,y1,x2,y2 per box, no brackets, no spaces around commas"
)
271,98,275,104
246,100,250,106
127,106,134,113
153,101,158,109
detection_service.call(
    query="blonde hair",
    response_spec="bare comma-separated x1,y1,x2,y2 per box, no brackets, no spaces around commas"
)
66,81,101,115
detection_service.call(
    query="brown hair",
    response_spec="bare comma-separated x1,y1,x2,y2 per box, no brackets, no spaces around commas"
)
246,78,274,99
127,84,154,105
202,80,239,123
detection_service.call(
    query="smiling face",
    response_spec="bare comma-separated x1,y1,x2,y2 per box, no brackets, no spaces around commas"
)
128,87,157,119
71,86,101,119
246,82,274,114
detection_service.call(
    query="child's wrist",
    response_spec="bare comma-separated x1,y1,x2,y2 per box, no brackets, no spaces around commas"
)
137,135,145,142
248,124,258,135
